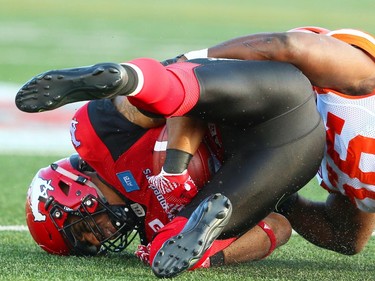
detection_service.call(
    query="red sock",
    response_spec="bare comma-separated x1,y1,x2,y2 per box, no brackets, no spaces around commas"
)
189,237,236,270
125,58,200,117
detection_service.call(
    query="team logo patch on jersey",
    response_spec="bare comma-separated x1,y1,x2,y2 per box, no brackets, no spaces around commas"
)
116,171,140,192
70,119,81,148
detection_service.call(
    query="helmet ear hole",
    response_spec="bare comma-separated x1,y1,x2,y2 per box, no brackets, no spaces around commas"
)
58,181,70,196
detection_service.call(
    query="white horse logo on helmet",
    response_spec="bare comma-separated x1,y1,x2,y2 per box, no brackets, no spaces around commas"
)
27,175,54,221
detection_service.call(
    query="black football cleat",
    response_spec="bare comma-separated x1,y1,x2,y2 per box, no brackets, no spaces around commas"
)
151,193,232,278
15,63,128,112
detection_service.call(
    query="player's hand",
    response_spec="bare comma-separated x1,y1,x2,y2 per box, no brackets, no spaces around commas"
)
148,168,198,206
135,243,151,265
148,168,197,194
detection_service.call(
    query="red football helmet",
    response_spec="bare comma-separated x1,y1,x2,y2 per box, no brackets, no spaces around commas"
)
25,154,140,255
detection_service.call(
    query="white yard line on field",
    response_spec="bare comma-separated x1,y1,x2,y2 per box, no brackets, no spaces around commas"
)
0,225,374,236
0,225,28,231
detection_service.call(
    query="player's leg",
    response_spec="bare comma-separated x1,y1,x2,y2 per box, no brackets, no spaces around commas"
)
173,60,325,235
149,118,324,278
220,212,291,265
283,192,375,255
16,58,312,120
190,212,291,269
150,193,233,278
15,58,180,114
149,76,325,277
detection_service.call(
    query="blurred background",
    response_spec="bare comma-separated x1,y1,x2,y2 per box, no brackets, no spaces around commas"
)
1,0,374,154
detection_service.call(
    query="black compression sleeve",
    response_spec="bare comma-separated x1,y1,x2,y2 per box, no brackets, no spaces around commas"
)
163,149,193,174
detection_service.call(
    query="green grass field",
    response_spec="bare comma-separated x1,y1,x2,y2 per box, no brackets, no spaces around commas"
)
1,153,374,280
1,0,375,280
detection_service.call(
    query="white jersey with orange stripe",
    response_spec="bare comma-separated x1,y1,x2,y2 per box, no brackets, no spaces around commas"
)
314,29,375,212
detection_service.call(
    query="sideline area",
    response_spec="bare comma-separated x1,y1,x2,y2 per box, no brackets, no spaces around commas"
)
0,83,85,154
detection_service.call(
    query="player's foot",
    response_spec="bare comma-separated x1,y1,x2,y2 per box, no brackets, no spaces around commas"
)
15,63,128,112
151,193,232,278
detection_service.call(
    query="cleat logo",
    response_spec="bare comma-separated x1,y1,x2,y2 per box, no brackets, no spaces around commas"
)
70,119,81,147
28,176,54,222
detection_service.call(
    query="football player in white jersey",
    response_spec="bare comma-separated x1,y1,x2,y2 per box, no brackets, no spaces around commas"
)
185,26,375,256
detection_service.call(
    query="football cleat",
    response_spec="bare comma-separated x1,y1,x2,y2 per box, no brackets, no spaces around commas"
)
15,63,128,112
151,193,232,278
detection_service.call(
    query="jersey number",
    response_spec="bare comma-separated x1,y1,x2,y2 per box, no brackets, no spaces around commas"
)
326,112,375,189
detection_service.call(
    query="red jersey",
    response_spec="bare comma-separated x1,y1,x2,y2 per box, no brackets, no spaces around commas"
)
70,99,222,242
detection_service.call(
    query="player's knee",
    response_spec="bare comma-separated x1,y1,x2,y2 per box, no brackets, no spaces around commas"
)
265,212,292,247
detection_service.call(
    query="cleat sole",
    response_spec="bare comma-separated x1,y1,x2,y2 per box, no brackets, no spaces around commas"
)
152,193,232,278
15,62,128,113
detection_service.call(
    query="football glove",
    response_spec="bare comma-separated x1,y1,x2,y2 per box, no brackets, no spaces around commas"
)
134,243,151,266
148,168,198,206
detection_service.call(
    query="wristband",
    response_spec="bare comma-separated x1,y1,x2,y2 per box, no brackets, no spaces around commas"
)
184,48,208,60
163,149,193,173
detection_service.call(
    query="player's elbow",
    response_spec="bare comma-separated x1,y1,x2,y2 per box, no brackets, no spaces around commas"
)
263,33,299,63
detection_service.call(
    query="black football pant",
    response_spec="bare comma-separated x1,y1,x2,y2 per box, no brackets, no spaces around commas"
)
178,59,325,237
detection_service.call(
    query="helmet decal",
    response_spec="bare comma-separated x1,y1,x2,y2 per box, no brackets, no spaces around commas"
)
28,176,53,222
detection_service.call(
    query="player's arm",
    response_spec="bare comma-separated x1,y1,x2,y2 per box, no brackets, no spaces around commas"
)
181,32,375,95
163,117,207,173
148,116,207,200
209,32,375,95
112,96,165,128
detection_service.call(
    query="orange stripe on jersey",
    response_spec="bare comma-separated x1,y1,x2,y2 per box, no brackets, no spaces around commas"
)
343,184,375,201
315,85,375,98
288,26,331,34
320,181,340,194
328,29,375,59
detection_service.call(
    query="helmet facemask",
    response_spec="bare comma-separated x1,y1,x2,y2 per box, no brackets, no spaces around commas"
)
53,195,140,255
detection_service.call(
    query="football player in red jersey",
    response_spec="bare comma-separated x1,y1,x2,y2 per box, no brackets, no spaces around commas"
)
17,50,325,277
25,101,291,266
